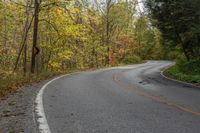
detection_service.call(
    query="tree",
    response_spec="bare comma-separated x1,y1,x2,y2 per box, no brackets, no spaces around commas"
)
145,0,200,60
31,0,73,73
94,0,115,65
0,0,164,80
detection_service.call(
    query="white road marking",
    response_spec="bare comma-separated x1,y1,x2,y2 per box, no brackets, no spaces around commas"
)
35,74,76,133
34,63,147,133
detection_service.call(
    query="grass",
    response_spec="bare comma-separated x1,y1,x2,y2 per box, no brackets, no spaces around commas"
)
164,59,200,85
0,70,79,98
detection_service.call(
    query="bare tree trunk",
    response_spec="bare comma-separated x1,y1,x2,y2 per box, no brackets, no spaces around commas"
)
105,0,112,65
13,14,34,72
3,3,8,55
31,0,40,73
23,41,27,76
106,18,110,65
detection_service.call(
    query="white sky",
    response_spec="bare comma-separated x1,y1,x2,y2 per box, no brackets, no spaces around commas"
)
137,0,145,13
88,0,145,14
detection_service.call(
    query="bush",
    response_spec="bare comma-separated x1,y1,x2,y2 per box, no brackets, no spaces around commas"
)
122,55,142,64
165,59,200,84
178,59,200,75
180,60,200,75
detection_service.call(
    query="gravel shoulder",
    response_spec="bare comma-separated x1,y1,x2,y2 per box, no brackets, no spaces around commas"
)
0,78,54,133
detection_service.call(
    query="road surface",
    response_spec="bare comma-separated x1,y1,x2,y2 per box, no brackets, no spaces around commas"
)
36,61,200,133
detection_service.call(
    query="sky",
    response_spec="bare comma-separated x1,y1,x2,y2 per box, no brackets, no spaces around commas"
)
137,0,145,13
87,0,145,14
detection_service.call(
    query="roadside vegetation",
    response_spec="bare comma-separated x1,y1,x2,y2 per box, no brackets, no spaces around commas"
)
0,0,165,96
0,0,200,96
165,59,200,85
0,70,78,97
145,0,200,85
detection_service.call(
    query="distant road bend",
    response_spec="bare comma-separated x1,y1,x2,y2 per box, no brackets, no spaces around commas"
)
36,61,200,133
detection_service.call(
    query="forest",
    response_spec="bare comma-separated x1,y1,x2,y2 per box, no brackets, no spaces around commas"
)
146,0,200,84
0,0,200,95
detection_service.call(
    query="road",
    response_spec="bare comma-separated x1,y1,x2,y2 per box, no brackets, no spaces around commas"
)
37,61,200,133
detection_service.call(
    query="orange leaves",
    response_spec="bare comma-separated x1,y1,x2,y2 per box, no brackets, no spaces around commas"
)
119,36,139,48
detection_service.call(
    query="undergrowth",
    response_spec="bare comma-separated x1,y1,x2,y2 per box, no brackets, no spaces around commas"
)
165,59,200,84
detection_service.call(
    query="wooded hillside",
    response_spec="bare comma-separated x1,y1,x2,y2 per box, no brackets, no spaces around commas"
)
0,0,163,76
2,0,199,92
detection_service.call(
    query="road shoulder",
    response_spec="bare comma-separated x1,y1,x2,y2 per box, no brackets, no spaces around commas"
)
0,78,54,133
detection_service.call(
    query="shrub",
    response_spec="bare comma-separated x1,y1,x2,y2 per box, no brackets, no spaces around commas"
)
122,55,142,64
177,59,200,75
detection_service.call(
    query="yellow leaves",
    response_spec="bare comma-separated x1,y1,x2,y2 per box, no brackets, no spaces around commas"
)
57,50,73,60
49,50,73,69
66,6,80,14
50,62,61,69
44,0,73,4
66,0,74,1
0,69,17,80
66,24,87,38
50,7,66,19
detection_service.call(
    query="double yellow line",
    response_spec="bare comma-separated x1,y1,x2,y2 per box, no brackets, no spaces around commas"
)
113,71,200,116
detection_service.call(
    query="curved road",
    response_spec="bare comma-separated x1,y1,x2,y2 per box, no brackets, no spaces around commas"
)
37,61,200,133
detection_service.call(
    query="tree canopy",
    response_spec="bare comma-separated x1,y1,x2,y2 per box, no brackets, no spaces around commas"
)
145,0,200,60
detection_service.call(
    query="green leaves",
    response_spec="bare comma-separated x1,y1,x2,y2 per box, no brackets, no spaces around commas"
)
145,0,200,60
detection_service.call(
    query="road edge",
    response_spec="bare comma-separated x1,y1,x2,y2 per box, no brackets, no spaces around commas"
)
160,63,200,89
35,72,79,133
34,62,148,133
35,61,200,133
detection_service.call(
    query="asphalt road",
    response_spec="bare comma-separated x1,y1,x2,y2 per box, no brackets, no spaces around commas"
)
39,61,200,133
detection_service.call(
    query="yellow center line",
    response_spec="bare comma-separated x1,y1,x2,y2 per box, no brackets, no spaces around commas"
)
113,71,200,116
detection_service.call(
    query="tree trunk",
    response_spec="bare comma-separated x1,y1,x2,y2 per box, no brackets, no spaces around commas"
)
31,0,40,73
13,14,34,72
3,5,8,55
105,0,112,65
23,41,27,76
106,20,110,65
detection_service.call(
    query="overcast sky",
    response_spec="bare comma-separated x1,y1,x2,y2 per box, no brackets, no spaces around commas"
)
137,0,145,12
87,0,145,14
